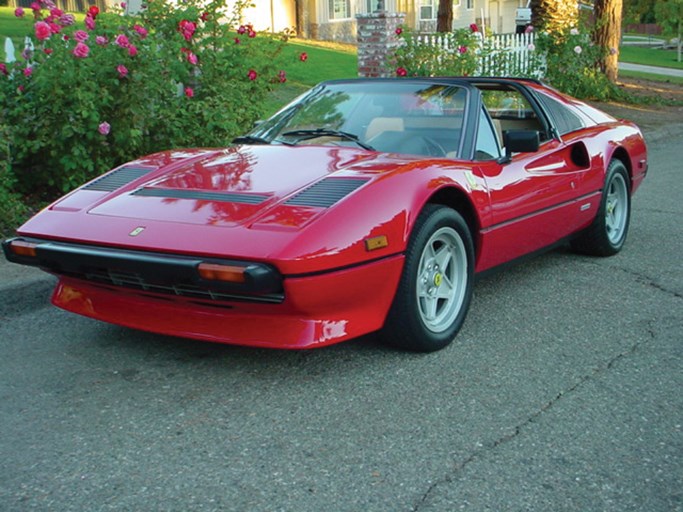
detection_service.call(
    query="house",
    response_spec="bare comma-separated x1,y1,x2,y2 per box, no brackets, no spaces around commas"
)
248,0,527,43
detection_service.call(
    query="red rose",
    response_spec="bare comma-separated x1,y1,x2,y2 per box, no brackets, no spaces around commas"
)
35,21,51,41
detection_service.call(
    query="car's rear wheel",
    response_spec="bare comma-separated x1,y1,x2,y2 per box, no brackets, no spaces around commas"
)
572,159,631,256
380,205,474,352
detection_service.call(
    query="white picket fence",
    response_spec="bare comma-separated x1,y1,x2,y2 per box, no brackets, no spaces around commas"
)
415,31,544,78
4,37,36,64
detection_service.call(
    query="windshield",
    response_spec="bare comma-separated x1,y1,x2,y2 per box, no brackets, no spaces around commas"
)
249,82,469,158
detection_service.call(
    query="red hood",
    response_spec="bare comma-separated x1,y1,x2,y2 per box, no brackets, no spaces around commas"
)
66,145,414,228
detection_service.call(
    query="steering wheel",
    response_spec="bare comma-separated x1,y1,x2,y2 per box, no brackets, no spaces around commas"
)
421,137,448,157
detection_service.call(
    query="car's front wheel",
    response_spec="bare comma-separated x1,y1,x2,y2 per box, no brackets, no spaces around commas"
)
572,159,631,256
380,205,474,352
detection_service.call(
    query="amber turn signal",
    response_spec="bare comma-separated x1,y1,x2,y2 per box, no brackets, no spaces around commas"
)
9,240,38,258
364,235,389,252
197,262,247,283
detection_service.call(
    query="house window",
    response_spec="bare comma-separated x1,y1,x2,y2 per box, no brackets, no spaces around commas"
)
329,0,351,19
419,0,436,20
466,0,473,9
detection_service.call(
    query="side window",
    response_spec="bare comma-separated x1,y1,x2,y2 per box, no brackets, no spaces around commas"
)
480,87,549,142
535,92,585,135
475,107,501,161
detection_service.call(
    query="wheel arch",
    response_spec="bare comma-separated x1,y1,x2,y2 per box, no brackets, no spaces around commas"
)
608,146,633,185
424,186,481,258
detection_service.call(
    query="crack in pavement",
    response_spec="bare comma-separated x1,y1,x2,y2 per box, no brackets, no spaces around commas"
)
411,322,658,512
610,266,683,300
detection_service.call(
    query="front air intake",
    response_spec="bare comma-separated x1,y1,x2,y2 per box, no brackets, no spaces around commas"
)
83,167,155,192
285,178,369,208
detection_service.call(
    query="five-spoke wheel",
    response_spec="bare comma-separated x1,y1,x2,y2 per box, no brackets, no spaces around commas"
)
381,205,474,352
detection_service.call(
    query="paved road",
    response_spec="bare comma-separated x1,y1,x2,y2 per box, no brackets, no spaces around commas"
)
1,127,681,511
619,61,683,78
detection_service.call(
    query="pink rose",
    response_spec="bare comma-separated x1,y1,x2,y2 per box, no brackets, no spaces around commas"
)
59,13,75,25
458,45,467,54
15,7,25,17
237,25,246,35
96,36,107,45
74,30,89,42
85,14,95,30
98,122,111,135
23,67,33,77
114,34,130,48
187,52,198,65
178,20,196,41
35,21,51,41
117,64,128,77
184,87,194,98
128,45,138,57
49,8,63,17
73,42,89,58
247,69,257,80
133,24,148,38
396,67,407,77
48,22,61,34
121,2,126,8
30,2,41,12
524,25,534,33
248,29,256,38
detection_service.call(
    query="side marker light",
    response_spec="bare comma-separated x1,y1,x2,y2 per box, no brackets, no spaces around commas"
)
365,235,389,252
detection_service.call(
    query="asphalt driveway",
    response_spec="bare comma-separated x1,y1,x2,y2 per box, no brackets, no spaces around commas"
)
0,120,681,512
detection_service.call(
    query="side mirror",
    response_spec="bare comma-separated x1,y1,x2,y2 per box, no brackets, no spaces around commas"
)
499,130,540,164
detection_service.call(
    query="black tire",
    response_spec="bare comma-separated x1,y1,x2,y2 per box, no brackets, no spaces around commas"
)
380,205,474,352
572,159,631,256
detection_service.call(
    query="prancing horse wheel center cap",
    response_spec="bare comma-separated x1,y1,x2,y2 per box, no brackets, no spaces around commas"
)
433,273,442,287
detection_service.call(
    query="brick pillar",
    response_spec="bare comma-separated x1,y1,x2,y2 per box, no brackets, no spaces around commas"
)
356,12,405,78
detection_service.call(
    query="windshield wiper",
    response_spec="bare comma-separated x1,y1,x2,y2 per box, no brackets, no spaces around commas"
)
281,129,375,151
232,135,271,145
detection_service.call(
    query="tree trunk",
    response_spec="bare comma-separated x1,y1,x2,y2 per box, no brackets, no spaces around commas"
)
530,0,578,33
436,0,453,33
593,0,624,82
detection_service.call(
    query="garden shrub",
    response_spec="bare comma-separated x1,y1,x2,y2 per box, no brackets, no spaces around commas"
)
390,23,627,102
392,25,481,77
535,26,626,101
0,123,28,237
0,0,291,198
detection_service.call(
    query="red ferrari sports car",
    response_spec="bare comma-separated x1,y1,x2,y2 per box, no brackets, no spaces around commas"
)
3,78,647,351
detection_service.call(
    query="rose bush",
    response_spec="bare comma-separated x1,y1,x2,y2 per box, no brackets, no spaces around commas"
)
391,25,481,77
534,25,625,101
0,0,292,197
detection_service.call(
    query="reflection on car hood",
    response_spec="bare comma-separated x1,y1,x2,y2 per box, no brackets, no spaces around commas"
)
72,145,422,228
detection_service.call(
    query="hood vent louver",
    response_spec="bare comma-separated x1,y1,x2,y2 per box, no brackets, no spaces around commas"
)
285,178,369,208
132,188,270,205
83,167,155,192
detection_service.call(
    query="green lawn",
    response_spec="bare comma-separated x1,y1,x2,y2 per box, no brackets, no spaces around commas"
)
0,6,35,47
263,39,357,114
619,45,683,70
